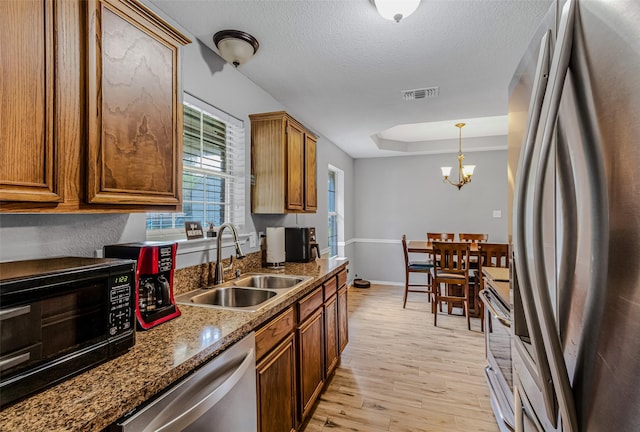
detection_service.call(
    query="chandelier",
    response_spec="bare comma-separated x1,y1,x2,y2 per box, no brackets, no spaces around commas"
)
440,122,476,190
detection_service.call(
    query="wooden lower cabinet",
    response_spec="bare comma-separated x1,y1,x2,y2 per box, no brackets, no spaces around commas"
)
256,333,297,432
255,268,349,431
298,307,324,421
324,294,339,377
338,284,349,354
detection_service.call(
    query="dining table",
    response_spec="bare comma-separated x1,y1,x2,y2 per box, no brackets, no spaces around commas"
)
406,240,482,318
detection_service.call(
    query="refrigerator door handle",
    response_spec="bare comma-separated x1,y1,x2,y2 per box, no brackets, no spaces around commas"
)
530,0,579,431
512,28,558,424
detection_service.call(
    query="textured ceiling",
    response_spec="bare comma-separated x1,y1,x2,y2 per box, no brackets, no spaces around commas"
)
150,0,553,158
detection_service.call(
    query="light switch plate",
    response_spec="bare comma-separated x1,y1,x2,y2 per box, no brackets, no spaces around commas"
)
493,210,502,218
249,232,257,248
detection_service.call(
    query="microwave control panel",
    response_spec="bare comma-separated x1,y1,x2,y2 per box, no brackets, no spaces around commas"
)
108,272,134,336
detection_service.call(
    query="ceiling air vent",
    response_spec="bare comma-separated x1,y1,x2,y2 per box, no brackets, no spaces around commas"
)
402,86,440,101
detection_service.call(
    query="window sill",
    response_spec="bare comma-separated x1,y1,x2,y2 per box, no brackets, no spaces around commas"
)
160,234,251,257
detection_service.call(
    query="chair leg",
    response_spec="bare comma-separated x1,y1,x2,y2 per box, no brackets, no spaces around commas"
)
433,284,439,326
431,282,438,315
403,271,409,308
465,299,471,331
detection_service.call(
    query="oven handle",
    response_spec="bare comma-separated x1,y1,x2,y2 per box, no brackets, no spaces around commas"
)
0,305,31,320
485,366,516,431
480,290,511,327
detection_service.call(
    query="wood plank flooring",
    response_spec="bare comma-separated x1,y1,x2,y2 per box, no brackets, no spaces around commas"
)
301,283,499,432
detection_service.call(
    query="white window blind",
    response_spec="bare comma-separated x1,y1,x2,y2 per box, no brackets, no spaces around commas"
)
146,93,245,235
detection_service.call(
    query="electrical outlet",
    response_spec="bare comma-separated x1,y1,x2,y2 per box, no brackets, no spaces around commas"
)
493,210,502,218
249,232,257,248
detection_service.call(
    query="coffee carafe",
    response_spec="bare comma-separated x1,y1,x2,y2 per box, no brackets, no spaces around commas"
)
104,241,181,330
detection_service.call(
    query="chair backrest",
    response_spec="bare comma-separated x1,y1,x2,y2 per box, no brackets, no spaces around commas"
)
427,232,455,242
432,241,470,274
478,243,509,268
459,233,489,243
401,234,410,267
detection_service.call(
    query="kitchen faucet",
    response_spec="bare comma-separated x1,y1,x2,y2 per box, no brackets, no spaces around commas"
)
213,223,245,285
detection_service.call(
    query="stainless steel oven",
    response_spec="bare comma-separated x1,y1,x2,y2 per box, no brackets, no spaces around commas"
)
481,281,515,431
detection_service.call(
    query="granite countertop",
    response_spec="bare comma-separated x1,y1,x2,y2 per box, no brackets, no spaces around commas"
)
0,257,349,432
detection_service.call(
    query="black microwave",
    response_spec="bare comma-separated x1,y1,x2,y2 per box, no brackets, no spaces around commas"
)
0,257,136,407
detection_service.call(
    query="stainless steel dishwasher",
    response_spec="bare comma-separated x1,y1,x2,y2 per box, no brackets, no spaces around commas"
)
112,332,256,432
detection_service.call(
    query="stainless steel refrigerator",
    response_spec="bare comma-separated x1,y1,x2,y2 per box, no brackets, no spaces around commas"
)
509,0,640,431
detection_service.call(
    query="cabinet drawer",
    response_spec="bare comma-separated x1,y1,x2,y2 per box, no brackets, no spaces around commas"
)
323,277,337,300
337,269,347,288
298,287,322,323
255,307,295,360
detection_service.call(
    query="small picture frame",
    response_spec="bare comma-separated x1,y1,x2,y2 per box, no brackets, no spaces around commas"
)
184,221,204,240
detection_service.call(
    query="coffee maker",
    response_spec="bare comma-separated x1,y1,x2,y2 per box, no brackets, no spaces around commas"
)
104,241,180,330
285,227,320,262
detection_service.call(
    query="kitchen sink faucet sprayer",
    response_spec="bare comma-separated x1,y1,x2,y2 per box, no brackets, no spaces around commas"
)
213,223,245,285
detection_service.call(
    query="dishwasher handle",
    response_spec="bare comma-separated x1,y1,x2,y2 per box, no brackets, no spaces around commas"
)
155,347,255,432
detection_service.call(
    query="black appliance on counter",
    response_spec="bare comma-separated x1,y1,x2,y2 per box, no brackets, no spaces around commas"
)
0,257,136,407
285,227,320,263
104,242,180,330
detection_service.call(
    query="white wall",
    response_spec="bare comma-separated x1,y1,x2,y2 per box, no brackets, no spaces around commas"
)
352,148,508,284
0,10,355,274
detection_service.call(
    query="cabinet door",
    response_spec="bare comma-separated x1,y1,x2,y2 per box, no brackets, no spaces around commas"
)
338,285,349,354
298,307,324,421
286,121,305,211
86,0,188,206
304,134,317,212
257,333,297,432
0,0,60,202
324,294,339,377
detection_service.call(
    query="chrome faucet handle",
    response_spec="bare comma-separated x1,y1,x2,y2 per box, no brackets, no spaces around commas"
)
224,254,235,271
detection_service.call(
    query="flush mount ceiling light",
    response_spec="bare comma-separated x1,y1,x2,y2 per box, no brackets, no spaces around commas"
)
441,123,476,190
213,30,259,67
374,0,421,23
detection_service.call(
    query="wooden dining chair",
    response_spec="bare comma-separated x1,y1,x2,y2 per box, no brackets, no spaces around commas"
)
458,233,489,276
458,233,489,243
476,243,509,330
401,235,433,308
432,242,471,330
427,232,455,242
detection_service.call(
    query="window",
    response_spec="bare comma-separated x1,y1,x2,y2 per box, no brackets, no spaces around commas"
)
146,94,245,236
328,165,344,258
328,170,338,257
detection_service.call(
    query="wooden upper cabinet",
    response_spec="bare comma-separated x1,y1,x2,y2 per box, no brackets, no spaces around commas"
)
250,111,317,214
286,121,305,211
1,0,190,212
86,0,190,205
304,134,317,211
0,0,60,203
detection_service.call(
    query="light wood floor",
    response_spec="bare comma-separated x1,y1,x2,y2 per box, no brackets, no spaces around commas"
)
301,283,499,432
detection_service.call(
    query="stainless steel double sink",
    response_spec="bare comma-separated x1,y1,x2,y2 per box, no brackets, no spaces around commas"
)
175,274,312,312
